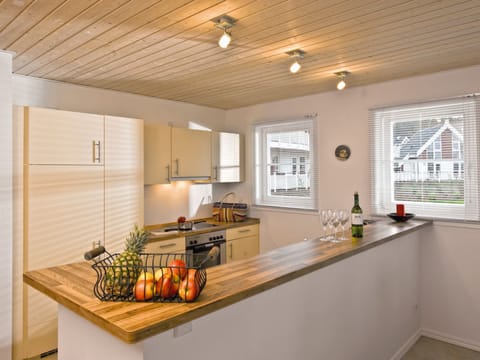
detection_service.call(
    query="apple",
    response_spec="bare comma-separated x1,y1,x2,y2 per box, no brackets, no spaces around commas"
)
134,279,155,301
154,267,171,282
168,259,187,280
178,277,199,301
168,275,181,298
156,274,173,298
186,268,197,280
136,270,154,283
155,267,180,298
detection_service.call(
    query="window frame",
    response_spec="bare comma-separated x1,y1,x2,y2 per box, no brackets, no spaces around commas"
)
254,118,318,211
369,96,480,221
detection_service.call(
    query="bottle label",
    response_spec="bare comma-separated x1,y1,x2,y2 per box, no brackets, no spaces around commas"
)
351,213,363,225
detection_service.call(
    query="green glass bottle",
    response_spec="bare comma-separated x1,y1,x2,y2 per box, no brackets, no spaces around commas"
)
351,192,363,238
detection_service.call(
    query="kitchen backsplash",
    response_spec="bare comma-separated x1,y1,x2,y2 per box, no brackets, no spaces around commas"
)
144,182,214,225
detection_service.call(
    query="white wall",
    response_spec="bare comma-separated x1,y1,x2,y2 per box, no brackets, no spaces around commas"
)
0,51,13,359
421,222,480,351
12,75,226,225
225,64,480,348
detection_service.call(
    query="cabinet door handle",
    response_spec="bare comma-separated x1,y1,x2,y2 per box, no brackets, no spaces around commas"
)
92,140,101,163
229,243,233,260
175,159,179,176
166,164,170,181
238,229,251,233
214,166,218,180
159,243,177,249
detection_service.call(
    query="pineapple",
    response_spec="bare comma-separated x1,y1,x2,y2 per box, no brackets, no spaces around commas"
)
105,225,149,296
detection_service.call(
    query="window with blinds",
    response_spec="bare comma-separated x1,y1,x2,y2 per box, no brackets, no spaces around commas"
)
254,119,317,210
369,95,479,221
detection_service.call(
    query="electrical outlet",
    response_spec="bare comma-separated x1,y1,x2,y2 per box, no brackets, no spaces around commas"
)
173,322,192,337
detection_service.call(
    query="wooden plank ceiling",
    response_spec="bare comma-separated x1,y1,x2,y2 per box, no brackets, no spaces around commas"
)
1,0,479,109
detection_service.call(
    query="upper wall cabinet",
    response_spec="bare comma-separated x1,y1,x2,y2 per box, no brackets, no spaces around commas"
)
144,125,244,184
25,106,104,165
171,127,211,179
211,132,244,183
144,124,171,185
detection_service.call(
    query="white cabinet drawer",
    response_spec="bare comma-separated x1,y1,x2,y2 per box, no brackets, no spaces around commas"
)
144,237,185,254
226,224,259,240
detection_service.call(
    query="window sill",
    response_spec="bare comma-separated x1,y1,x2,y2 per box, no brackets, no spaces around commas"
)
251,204,318,216
433,220,480,229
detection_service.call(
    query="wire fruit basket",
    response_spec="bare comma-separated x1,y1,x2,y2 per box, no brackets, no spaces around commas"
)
84,246,216,302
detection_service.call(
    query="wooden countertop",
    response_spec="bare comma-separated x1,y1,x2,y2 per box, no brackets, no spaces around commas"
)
23,218,431,344
146,217,260,242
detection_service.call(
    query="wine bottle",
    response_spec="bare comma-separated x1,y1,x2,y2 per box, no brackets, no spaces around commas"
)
351,192,363,238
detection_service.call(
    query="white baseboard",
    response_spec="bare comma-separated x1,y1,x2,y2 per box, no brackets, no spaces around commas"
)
421,328,480,352
389,329,422,360
391,327,480,360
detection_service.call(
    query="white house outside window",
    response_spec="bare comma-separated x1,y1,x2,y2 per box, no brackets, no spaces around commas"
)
369,95,480,221
254,119,317,210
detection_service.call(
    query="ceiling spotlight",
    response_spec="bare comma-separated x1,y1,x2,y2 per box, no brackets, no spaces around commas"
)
211,15,237,49
290,60,301,73
286,49,306,74
218,30,231,49
335,71,350,90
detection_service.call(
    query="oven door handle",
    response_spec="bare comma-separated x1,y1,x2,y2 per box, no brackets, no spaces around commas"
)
186,241,225,252
200,246,220,267
188,242,221,252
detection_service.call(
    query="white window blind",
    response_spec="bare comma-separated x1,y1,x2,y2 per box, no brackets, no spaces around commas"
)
369,95,480,221
254,119,318,210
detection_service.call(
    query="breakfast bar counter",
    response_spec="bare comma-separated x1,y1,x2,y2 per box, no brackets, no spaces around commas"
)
24,218,431,360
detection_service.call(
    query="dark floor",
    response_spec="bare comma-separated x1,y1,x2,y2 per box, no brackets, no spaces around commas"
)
401,336,480,360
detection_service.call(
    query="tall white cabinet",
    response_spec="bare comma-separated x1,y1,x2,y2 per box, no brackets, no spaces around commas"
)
104,115,144,253
13,106,144,359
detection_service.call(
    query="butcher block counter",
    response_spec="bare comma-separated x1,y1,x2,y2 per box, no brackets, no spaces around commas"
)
24,218,431,354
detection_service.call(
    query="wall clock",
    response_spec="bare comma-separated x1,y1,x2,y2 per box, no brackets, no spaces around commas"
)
335,145,351,161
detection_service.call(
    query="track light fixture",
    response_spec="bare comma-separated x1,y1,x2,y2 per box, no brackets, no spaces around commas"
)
211,15,237,49
335,71,350,90
286,49,306,74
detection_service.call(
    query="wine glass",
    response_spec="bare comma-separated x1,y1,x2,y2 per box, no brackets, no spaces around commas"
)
338,209,349,241
326,209,335,241
320,209,330,241
330,210,341,242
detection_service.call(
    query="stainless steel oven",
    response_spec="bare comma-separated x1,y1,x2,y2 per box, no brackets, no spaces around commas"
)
185,230,226,268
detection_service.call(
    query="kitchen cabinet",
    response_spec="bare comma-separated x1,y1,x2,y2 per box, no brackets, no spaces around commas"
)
171,127,211,179
226,224,259,263
144,237,185,253
13,106,144,359
25,106,104,165
211,132,244,183
104,115,144,253
144,125,212,183
145,237,185,267
25,165,104,358
144,124,171,184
